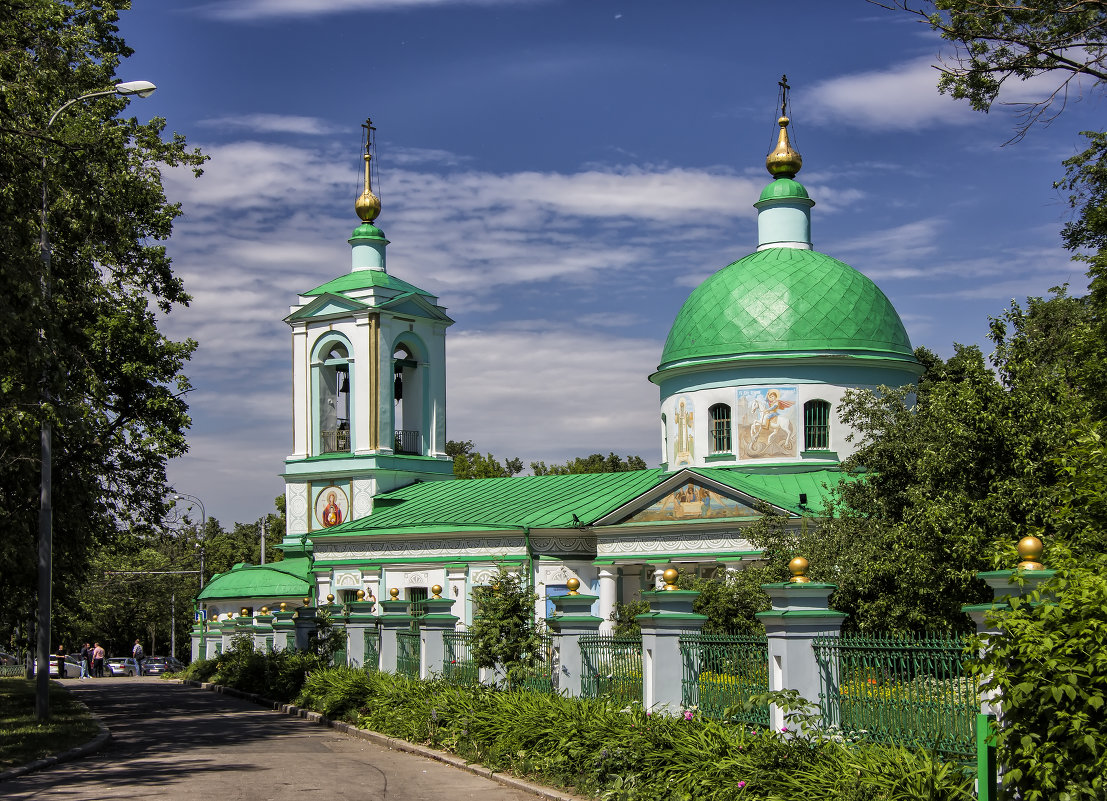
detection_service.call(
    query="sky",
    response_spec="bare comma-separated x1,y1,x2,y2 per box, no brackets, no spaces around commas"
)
113,0,1103,528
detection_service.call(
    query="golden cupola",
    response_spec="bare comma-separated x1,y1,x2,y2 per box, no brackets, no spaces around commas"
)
355,119,382,223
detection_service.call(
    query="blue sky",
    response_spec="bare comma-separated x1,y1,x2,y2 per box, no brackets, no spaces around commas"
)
115,0,1102,527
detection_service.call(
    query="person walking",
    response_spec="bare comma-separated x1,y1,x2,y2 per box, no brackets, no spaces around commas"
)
132,639,145,676
92,642,105,677
79,642,91,679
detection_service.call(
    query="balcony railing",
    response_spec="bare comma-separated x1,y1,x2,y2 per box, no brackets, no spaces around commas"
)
394,429,422,455
321,421,350,454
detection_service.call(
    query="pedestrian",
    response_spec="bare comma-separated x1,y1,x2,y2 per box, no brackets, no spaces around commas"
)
132,639,145,676
79,642,91,679
55,645,67,678
92,642,105,677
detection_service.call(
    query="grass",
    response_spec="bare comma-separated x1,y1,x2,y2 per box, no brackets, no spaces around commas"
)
0,678,99,771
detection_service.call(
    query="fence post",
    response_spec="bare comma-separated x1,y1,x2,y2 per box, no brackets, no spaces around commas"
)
345,591,378,668
420,585,460,679
294,597,317,651
271,602,296,652
254,607,275,653
378,588,413,673
755,557,847,732
961,536,1055,801
190,620,205,662
636,569,706,713
547,577,604,698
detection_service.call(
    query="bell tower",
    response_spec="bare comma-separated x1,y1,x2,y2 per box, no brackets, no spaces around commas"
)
281,119,454,549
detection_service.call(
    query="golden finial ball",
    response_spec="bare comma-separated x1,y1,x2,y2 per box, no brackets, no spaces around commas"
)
260,606,269,615
566,577,580,595
1017,535,1045,570
389,587,400,600
431,584,443,598
302,597,311,607
356,589,365,600
279,602,287,612
788,556,811,583
355,189,381,223
326,593,335,603
662,568,679,589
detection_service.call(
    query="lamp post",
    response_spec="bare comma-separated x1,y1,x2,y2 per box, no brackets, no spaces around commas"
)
173,493,208,643
36,80,157,721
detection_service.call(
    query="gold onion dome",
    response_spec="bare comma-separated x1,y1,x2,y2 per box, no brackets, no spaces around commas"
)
355,150,381,223
766,116,802,179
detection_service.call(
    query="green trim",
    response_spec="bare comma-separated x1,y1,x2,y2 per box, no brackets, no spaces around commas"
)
801,450,839,460
756,610,847,619
760,582,837,590
704,453,737,463
598,550,761,563
635,612,709,622
312,555,528,568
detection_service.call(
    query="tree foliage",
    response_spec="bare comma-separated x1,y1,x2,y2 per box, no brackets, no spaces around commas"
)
0,1,204,649
531,452,647,475
447,439,647,480
468,565,542,681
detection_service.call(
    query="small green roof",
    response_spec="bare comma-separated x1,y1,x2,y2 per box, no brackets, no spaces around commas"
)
349,222,388,241
305,270,434,298
659,248,916,369
758,177,810,203
693,466,855,514
197,557,311,601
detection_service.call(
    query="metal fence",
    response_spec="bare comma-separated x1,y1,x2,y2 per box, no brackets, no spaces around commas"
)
580,634,642,704
364,629,380,672
680,633,770,726
508,633,557,695
443,630,479,686
0,663,26,678
813,633,979,761
397,631,421,679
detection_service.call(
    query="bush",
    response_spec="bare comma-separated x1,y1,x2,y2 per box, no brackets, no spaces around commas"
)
973,556,1107,801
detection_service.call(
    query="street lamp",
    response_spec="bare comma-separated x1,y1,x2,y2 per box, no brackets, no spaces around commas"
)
36,80,157,721
172,492,207,589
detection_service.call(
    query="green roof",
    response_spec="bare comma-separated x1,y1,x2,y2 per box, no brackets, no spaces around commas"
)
197,557,312,601
758,177,810,202
350,222,387,241
312,466,851,537
305,270,433,298
659,248,915,369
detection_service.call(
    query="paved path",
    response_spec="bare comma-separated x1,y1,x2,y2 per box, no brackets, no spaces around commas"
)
2,677,543,800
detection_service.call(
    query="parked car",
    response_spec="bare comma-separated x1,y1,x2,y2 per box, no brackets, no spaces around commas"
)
106,657,141,676
32,656,80,678
140,656,184,676
0,651,20,666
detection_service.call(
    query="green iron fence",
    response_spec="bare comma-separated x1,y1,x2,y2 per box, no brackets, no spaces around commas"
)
397,631,421,679
443,630,480,686
364,628,380,672
508,633,557,695
680,633,770,726
813,633,979,761
580,634,642,704
0,663,26,678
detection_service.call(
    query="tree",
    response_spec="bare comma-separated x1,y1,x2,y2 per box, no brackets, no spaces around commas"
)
0,1,204,648
468,565,542,683
530,453,647,475
446,439,523,479
874,1,1107,138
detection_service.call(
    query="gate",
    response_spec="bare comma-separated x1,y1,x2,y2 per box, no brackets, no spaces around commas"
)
443,630,479,686
364,628,380,672
680,633,769,726
580,634,642,704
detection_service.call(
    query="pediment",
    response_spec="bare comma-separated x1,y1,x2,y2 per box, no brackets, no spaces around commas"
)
285,293,368,323
379,292,454,323
596,470,789,526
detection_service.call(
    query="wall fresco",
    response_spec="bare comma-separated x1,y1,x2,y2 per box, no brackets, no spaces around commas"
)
736,387,798,459
623,480,760,523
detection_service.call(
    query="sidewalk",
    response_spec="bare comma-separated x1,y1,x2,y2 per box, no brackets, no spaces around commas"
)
0,677,555,800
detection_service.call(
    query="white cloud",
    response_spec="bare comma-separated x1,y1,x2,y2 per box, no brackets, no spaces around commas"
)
198,0,547,21
804,57,979,131
198,114,342,135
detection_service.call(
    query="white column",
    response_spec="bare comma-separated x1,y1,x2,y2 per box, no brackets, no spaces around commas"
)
363,568,381,611
597,567,617,634
446,566,467,627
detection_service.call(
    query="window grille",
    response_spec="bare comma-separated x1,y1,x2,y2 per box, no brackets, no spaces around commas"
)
804,400,831,450
709,404,732,453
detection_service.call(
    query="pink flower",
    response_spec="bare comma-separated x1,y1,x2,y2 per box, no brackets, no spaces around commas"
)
683,710,694,721
780,726,789,732
737,781,746,789
646,711,652,716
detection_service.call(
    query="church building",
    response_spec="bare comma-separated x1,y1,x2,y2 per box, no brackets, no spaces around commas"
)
196,101,922,632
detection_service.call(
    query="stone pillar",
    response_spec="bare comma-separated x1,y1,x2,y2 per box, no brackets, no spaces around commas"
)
234,610,254,650
378,589,413,674
420,586,460,679
595,563,617,634
345,592,378,669
547,578,604,698
190,623,205,662
755,558,847,732
254,609,275,652
636,569,706,713
294,601,318,651
445,564,468,626
271,603,297,652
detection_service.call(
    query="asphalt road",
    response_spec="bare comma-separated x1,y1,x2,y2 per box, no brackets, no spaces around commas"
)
2,677,545,800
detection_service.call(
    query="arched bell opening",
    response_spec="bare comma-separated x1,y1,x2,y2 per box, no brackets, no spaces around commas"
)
313,335,354,455
392,341,424,455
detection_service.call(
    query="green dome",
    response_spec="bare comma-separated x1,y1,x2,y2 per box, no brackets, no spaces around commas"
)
349,222,387,241
659,248,915,369
758,178,809,203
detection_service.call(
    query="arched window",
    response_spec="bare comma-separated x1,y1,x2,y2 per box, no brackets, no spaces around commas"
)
393,343,423,455
804,400,831,450
315,339,352,454
709,404,732,454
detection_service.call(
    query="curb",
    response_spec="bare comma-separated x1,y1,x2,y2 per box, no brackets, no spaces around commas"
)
0,697,112,783
177,679,588,801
